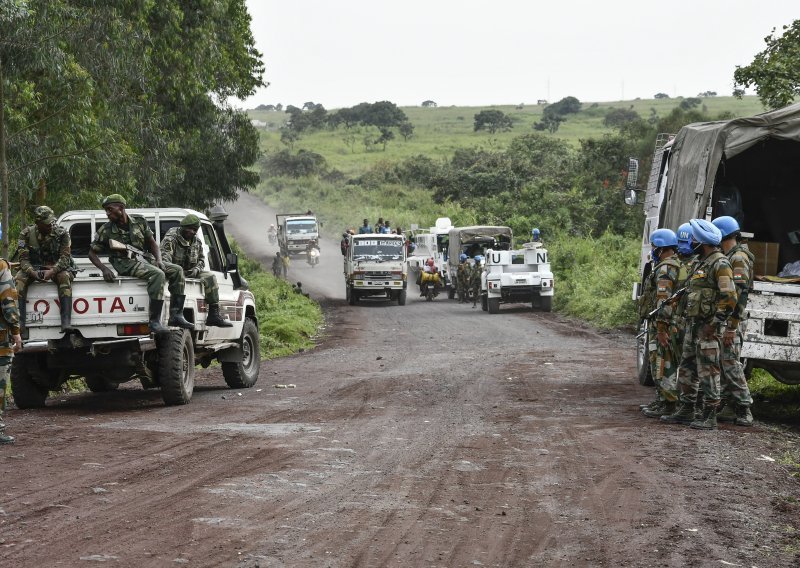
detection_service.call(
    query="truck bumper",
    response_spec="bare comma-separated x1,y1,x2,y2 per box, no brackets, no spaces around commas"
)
352,279,405,297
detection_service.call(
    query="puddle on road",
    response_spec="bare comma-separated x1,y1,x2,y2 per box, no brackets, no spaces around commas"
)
96,421,322,436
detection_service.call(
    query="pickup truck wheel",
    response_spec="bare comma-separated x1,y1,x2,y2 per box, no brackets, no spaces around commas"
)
636,320,655,386
539,296,553,312
481,294,488,312
488,298,500,314
158,329,195,405
10,354,48,408
397,289,407,306
85,375,119,393
223,318,261,389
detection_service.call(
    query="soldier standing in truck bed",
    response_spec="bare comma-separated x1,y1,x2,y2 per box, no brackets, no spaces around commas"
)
14,206,75,333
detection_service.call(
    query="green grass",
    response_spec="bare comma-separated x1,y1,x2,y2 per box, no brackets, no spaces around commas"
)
249,96,766,176
748,368,800,426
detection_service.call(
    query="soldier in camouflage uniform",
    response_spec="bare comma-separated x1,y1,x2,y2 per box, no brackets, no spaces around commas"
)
88,194,193,334
160,214,232,327
456,254,469,303
14,206,75,332
0,256,23,444
712,216,754,427
662,219,737,430
640,229,682,418
469,256,483,308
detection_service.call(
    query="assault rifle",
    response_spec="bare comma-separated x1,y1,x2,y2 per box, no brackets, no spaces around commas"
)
32,264,82,280
109,239,150,262
636,287,687,339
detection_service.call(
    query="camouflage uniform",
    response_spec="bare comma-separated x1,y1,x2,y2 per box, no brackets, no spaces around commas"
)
0,258,21,443
468,262,482,307
676,250,737,410
647,256,682,402
161,227,219,304
667,253,698,398
456,260,469,303
720,243,754,408
90,214,184,300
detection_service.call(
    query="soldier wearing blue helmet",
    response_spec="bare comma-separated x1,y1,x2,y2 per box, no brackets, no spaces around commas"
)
640,229,682,418
662,219,737,430
456,253,470,303
711,215,754,426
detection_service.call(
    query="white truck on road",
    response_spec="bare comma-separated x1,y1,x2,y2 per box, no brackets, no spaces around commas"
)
12,206,261,407
276,212,319,257
626,103,800,386
343,233,407,305
406,217,454,297
482,239,554,313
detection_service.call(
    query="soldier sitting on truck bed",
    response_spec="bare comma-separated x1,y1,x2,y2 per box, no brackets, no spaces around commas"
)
160,214,232,327
14,206,76,333
88,194,193,334
161,213,233,327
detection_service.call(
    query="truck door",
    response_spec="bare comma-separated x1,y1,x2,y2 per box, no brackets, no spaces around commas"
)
199,221,235,333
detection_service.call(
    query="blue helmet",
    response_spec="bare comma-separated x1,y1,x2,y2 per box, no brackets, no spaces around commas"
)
473,255,484,264
459,253,467,262
689,218,722,245
711,216,740,239
676,222,693,255
531,228,541,242
649,228,678,248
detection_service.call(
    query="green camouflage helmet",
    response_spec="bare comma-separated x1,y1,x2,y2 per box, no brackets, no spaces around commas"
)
33,205,55,224
180,214,201,227
102,193,127,207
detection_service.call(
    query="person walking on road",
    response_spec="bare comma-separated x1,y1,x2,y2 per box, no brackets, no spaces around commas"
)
661,219,737,430
712,216,755,426
0,256,22,444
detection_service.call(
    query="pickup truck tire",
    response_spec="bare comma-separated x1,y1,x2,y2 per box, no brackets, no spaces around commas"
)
85,375,119,393
158,329,195,405
223,318,260,389
397,289,407,306
539,296,553,312
636,319,655,386
10,354,48,408
488,298,500,314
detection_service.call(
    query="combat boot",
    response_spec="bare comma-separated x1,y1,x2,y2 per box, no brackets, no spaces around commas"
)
167,295,194,330
734,405,754,427
0,416,14,445
690,405,718,430
644,400,674,418
148,299,169,335
59,295,76,333
640,396,661,410
716,400,736,423
660,402,695,425
205,303,232,328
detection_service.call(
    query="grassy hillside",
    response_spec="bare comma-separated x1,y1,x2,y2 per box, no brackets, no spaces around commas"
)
248,96,765,176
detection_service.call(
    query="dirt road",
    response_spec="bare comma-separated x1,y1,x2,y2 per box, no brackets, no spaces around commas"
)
2,194,799,567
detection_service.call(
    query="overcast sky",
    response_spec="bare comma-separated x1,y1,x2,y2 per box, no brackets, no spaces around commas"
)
238,0,797,109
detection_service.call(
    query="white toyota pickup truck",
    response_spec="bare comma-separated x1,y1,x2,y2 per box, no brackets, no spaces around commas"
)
11,206,260,407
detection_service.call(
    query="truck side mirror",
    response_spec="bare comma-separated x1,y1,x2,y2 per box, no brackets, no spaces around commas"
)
226,252,238,271
624,189,641,206
626,157,639,190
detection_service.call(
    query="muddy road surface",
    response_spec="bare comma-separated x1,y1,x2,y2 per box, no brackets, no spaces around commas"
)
2,194,799,567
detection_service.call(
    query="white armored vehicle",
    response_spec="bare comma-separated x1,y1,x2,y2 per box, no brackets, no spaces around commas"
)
406,217,454,296
343,233,407,305
12,207,260,407
482,236,554,313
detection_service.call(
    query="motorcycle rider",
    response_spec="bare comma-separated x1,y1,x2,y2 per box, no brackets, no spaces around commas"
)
420,258,439,297
268,224,278,244
306,239,320,266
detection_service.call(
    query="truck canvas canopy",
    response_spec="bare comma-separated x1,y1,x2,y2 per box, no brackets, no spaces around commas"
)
662,102,800,234
448,226,513,261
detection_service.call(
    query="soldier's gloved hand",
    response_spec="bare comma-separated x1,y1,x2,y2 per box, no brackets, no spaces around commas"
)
723,328,736,347
101,267,116,283
701,323,718,340
656,330,670,348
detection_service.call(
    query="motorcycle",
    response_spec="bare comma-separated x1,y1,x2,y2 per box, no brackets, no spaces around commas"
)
306,247,320,267
419,271,441,301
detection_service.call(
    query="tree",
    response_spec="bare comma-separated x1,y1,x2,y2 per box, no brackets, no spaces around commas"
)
734,20,800,109
654,92,670,99
533,114,564,133
473,110,513,134
280,127,300,150
603,108,640,129
545,96,581,116
376,127,395,151
398,121,414,141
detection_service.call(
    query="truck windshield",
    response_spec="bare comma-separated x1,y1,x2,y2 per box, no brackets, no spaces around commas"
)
286,220,317,234
353,239,404,262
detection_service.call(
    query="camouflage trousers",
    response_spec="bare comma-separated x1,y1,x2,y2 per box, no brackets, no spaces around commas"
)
648,322,682,402
15,269,73,299
677,320,722,406
0,357,10,412
197,271,219,305
110,257,184,300
720,327,753,406
456,276,467,300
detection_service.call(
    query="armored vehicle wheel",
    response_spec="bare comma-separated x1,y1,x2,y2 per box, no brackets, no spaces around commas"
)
481,294,488,312
158,329,195,405
85,375,119,393
538,296,553,312
223,318,260,389
487,298,500,314
10,354,48,408
398,289,407,306
636,319,654,386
